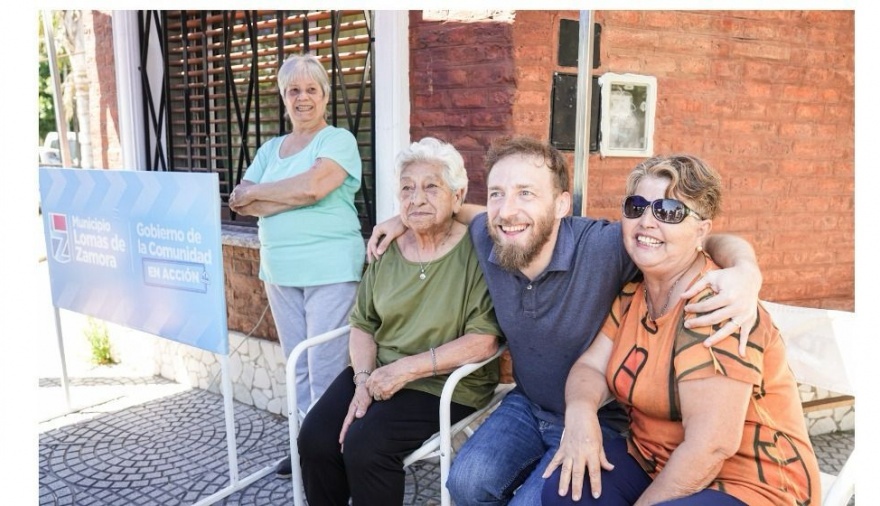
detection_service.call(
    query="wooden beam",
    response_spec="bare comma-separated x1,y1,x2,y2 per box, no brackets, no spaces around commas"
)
802,395,855,413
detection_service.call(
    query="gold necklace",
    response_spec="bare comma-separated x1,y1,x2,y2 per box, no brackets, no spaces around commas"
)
414,224,453,280
644,255,700,323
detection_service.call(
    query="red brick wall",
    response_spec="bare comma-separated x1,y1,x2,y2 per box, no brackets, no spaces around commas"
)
409,11,517,205
82,10,123,169
223,244,278,339
409,11,583,201
509,11,579,191
509,11,575,140
409,10,854,310
589,10,854,310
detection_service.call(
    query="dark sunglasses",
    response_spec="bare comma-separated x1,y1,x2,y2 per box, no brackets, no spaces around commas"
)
622,195,702,224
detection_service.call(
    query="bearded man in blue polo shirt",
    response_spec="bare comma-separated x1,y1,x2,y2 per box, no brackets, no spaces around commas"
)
368,135,761,505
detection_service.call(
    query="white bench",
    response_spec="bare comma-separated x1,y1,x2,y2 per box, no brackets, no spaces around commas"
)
763,301,856,505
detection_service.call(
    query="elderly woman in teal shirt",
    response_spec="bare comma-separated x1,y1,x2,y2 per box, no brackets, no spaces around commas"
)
296,137,502,506
228,54,364,477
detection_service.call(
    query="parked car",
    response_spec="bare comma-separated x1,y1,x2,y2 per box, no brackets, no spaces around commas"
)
38,131,80,167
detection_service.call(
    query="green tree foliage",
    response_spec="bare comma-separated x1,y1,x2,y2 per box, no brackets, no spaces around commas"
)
38,60,56,141
38,11,71,144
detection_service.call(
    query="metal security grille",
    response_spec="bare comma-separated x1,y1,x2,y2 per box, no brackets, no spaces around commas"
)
137,10,375,231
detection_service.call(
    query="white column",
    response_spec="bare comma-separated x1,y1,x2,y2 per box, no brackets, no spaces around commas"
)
373,11,410,223
112,10,146,171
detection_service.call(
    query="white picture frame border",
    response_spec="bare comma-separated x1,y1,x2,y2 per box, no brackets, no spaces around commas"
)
598,72,658,158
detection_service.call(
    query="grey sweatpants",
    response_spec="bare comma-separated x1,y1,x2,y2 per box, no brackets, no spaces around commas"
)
265,281,358,416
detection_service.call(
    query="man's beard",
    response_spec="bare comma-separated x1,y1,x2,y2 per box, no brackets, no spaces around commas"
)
488,211,555,272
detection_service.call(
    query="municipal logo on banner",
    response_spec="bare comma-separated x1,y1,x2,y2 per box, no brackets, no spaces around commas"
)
49,212,71,263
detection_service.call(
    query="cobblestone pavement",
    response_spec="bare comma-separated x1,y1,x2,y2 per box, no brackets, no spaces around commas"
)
38,385,443,506
39,380,854,505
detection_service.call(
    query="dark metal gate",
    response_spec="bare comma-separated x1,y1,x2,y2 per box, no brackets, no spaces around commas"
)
137,10,375,232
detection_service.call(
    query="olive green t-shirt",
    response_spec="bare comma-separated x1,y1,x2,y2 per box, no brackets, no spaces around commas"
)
349,233,503,408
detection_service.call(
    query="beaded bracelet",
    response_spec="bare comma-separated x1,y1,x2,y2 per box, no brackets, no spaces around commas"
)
430,347,437,377
352,369,371,386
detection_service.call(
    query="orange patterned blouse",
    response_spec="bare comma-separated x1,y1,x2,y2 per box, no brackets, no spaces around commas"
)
601,258,821,505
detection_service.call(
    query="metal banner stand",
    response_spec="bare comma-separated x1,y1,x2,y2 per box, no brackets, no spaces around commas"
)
189,355,276,506
52,306,72,410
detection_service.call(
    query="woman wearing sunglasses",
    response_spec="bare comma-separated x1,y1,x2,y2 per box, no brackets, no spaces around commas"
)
541,155,820,506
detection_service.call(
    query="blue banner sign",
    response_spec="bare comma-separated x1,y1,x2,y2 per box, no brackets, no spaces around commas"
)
39,168,228,354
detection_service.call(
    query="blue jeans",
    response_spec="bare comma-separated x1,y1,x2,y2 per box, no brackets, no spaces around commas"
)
447,390,621,506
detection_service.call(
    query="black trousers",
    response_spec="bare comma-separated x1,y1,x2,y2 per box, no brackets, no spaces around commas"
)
298,366,475,506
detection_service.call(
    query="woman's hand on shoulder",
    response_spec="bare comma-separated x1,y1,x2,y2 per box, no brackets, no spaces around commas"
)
366,215,407,262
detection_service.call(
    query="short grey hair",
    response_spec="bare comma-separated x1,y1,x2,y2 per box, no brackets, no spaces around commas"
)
395,137,469,196
277,54,331,98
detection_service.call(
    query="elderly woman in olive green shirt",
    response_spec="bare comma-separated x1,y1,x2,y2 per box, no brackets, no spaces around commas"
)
297,137,502,506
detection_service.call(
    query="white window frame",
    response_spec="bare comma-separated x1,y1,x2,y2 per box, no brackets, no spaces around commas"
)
598,72,657,158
